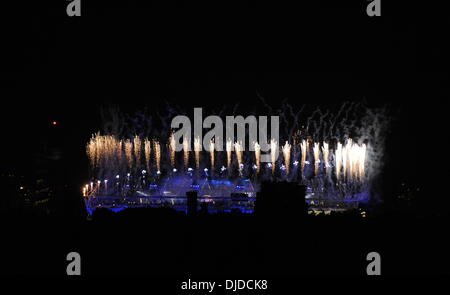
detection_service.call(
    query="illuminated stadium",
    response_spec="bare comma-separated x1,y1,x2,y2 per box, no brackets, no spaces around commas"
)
82,103,386,214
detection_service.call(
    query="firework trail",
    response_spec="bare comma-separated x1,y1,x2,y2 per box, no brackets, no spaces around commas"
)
183,137,190,168
117,139,123,168
254,141,261,173
348,140,355,180
133,135,142,169
154,140,161,172
333,140,367,181
270,139,278,174
313,142,320,176
194,137,201,169
282,141,291,175
144,138,151,172
86,133,99,168
234,141,243,174
300,139,307,174
335,142,343,180
322,142,329,177
125,139,133,170
209,139,215,171
358,143,366,180
169,133,176,168
226,139,233,169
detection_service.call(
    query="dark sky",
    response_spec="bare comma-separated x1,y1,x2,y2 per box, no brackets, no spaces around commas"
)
1,1,446,198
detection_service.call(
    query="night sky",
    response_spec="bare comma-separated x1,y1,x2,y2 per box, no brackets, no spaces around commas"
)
1,1,446,204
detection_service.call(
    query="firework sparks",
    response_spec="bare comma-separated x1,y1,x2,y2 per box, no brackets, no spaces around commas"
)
194,137,201,169
183,137,190,168
322,142,329,176
209,139,215,171
144,138,151,172
226,139,233,169
335,142,343,180
300,139,307,174
133,136,141,169
169,133,176,168
282,141,291,175
270,139,278,174
125,139,133,169
313,142,320,176
334,140,366,181
234,141,243,174
254,141,261,173
154,140,161,172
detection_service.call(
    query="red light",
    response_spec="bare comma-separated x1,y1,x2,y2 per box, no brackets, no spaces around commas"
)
52,121,58,126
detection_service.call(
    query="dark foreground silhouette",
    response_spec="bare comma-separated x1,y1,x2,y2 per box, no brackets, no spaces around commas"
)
1,182,449,276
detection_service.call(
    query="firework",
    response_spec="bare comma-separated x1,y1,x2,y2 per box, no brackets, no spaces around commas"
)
133,136,141,168
169,133,176,168
144,138,151,172
300,139,307,174
209,139,215,171
194,137,201,169
117,140,123,168
358,144,366,180
322,142,329,176
334,140,367,181
234,141,243,173
270,139,278,174
254,141,261,173
313,142,320,176
282,141,291,175
335,142,343,180
183,137,190,168
85,132,368,202
86,133,99,167
125,139,133,169
226,139,233,169
154,140,161,172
